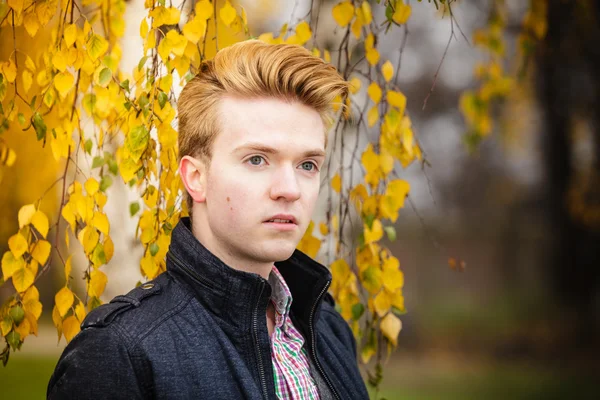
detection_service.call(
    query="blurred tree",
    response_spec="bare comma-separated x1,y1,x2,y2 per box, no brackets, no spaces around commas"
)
538,0,600,343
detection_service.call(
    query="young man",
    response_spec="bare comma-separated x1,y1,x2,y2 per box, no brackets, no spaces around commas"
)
48,40,369,399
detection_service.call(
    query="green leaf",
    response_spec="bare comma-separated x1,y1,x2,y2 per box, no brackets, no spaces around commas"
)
98,67,112,86
364,214,375,230
99,175,113,192
88,296,102,311
6,331,20,351
149,243,159,257
157,91,168,109
84,139,93,154
130,202,140,217
9,306,24,325
29,95,37,111
107,158,118,175
119,79,130,92
32,112,46,141
17,113,25,125
351,303,365,320
384,226,396,241
137,56,148,72
92,156,105,169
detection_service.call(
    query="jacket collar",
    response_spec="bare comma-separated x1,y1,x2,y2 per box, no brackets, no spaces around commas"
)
166,217,332,329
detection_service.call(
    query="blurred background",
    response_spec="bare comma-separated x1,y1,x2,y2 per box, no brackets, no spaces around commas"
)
1,0,600,398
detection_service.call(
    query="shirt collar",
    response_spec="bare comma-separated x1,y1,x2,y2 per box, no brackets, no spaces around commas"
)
268,265,293,324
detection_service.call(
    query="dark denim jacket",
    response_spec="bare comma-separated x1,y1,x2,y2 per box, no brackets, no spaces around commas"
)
47,217,369,399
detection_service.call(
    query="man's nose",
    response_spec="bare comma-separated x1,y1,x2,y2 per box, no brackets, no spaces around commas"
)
269,165,301,202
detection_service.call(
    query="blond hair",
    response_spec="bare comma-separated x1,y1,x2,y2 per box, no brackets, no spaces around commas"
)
177,39,349,212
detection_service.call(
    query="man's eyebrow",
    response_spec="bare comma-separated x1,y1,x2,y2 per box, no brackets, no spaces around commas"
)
233,143,326,158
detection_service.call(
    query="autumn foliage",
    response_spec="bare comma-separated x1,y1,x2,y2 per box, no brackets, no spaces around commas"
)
0,0,547,391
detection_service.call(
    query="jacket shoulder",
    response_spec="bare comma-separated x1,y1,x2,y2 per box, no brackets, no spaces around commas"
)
81,272,192,341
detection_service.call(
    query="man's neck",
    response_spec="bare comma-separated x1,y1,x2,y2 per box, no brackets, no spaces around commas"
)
190,218,273,280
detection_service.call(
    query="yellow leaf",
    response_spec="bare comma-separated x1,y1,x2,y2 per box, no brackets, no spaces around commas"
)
149,6,181,28
220,1,237,27
380,150,394,175
195,0,213,19
84,177,99,196
361,265,382,293
91,212,110,235
295,21,312,45
140,18,149,39
23,286,43,319
383,257,404,292
64,24,77,48
183,16,207,44
141,254,160,279
2,59,17,83
393,1,412,25
31,210,49,238
1,318,12,337
22,70,33,93
54,71,75,98
55,286,74,317
63,315,80,342
386,179,410,209
374,290,391,317
8,233,28,259
319,222,329,236
387,90,407,115
64,255,72,279
12,266,35,293
367,82,382,104
382,60,394,82
75,302,86,323
88,269,107,297
61,202,76,232
360,1,373,25
351,17,362,40
380,312,402,346
331,258,350,285
324,50,331,63
25,55,36,71
367,106,379,127
331,173,342,193
52,305,63,340
364,219,383,244
349,77,361,94
2,251,24,280
332,1,354,27
15,317,31,340
365,33,375,50
31,240,51,265
23,12,40,37
8,0,24,14
87,34,109,61
366,47,380,66
79,227,100,254
361,144,380,174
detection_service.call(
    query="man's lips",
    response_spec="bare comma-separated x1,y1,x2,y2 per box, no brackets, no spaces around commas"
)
263,214,298,225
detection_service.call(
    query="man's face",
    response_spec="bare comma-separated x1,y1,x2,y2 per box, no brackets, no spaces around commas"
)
197,96,325,266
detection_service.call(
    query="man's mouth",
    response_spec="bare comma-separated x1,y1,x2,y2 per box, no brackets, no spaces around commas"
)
264,215,298,225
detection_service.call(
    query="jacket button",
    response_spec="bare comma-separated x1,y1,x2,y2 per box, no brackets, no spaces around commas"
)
141,283,154,290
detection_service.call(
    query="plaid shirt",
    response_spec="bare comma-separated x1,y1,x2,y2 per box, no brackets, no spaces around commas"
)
269,266,320,400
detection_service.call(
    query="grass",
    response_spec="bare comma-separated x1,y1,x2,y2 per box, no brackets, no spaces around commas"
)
1,352,598,399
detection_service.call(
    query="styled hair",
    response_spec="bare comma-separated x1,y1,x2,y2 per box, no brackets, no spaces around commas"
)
177,39,349,212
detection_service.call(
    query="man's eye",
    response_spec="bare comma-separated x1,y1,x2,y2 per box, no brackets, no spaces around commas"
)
248,156,265,166
300,161,317,171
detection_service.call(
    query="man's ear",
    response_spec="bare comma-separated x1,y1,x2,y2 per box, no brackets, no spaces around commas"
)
179,155,208,203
